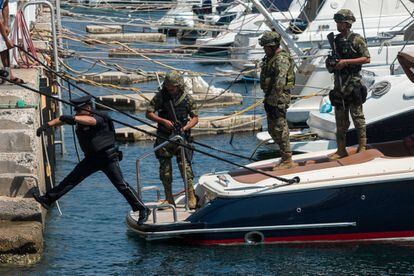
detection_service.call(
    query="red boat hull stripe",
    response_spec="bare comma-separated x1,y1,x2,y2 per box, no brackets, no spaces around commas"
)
191,231,414,245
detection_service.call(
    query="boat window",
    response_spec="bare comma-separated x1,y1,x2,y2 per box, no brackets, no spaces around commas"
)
260,0,294,11
216,13,237,25
369,80,391,98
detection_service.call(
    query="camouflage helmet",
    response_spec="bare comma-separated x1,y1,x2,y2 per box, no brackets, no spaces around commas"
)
259,31,281,47
334,9,356,25
163,71,184,87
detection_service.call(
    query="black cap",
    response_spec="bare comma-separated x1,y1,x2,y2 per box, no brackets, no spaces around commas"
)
70,95,92,108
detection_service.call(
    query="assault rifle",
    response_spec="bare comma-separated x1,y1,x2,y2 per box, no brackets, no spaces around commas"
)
326,32,345,108
168,100,184,135
167,100,193,161
326,32,340,74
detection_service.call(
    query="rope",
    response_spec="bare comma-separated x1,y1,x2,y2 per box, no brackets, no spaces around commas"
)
4,74,299,184
15,46,299,184
12,10,39,67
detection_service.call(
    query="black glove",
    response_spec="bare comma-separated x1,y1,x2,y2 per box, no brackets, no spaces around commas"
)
36,124,49,137
59,115,76,125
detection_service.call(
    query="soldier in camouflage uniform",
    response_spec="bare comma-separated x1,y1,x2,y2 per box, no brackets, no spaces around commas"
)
146,71,199,209
327,9,370,160
259,31,296,170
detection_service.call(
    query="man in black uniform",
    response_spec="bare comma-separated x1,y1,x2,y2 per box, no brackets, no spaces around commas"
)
34,95,150,224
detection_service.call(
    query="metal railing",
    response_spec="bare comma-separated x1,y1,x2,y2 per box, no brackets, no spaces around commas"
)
136,134,190,224
22,1,65,154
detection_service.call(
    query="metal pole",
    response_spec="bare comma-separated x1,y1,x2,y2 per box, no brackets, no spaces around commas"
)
22,1,65,154
248,0,303,57
180,145,189,211
55,0,62,46
136,159,142,198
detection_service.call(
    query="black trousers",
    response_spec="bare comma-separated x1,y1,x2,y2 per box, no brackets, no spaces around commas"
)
45,155,146,211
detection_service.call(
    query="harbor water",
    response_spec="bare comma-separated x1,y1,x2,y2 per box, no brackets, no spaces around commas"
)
1,7,414,274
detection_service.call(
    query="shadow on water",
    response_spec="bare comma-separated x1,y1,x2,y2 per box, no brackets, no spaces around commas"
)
123,232,414,274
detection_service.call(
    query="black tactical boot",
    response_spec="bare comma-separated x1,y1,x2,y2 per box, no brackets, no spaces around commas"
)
137,208,151,225
33,194,52,210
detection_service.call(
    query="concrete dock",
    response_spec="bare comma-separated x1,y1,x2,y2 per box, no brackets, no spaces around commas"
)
97,92,243,111
87,33,166,43
108,48,196,58
115,115,263,142
0,69,47,264
81,71,156,84
86,25,123,34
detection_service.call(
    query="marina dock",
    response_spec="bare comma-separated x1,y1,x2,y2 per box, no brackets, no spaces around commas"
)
87,33,167,43
82,71,156,84
115,115,263,142
97,92,244,111
0,6,61,264
0,69,49,264
85,24,123,34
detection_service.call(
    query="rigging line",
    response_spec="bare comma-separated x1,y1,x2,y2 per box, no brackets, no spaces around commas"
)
62,15,229,33
20,46,262,161
398,0,414,19
67,83,81,162
2,75,298,184
375,0,384,38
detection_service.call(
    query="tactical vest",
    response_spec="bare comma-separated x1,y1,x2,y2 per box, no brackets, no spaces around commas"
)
76,111,116,155
334,33,362,74
158,92,190,133
260,50,295,95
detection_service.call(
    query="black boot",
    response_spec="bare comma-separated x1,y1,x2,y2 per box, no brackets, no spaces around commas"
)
33,194,52,210
137,208,151,225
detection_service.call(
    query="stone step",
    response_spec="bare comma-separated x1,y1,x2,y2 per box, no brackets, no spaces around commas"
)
0,86,38,106
0,130,33,153
0,69,40,106
0,220,42,264
0,152,37,171
0,196,41,221
0,173,38,197
0,152,39,175
0,109,37,129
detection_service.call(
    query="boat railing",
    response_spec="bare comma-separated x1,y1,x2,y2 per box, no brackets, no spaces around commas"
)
136,135,190,221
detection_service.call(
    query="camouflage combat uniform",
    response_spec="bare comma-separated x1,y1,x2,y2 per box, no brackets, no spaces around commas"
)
330,9,370,154
147,72,198,207
259,31,295,162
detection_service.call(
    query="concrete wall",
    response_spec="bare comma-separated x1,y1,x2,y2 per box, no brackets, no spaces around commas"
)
0,69,47,264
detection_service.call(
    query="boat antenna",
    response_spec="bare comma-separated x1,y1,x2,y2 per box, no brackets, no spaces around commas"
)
358,0,367,42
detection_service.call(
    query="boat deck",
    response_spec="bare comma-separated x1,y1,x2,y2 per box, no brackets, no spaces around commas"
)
230,137,414,184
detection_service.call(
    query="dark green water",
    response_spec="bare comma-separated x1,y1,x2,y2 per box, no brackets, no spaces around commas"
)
1,7,414,275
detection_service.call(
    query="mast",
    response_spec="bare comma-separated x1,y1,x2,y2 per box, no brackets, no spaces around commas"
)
249,0,304,57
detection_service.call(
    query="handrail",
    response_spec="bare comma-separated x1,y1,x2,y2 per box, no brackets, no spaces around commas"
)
22,1,65,153
136,135,190,210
